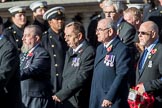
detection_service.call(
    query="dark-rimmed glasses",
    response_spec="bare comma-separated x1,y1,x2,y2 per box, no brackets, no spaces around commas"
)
104,11,116,15
96,28,110,32
138,31,151,35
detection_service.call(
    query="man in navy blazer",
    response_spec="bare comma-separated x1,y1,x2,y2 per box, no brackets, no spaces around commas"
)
89,18,131,108
136,21,162,108
102,0,136,87
20,25,53,108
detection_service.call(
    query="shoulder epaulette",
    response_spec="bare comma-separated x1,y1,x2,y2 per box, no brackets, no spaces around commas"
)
91,14,101,21
42,31,48,37
149,6,158,12
8,26,12,29
43,31,48,35
5,26,13,31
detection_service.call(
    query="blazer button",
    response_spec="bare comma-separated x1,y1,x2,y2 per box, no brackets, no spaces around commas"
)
53,54,56,57
50,36,52,38
56,73,59,76
51,45,55,47
54,64,58,67
16,39,19,42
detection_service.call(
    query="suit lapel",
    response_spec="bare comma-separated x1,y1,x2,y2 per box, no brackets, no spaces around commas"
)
136,51,145,77
0,37,7,48
138,43,159,79
94,37,119,67
65,40,89,68
94,44,106,67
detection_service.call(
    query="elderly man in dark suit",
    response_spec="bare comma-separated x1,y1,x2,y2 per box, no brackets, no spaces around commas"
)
89,18,131,108
20,25,53,108
136,21,162,108
103,0,137,87
0,16,21,108
53,22,95,108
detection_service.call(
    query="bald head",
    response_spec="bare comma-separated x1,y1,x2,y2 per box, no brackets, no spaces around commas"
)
140,21,159,33
138,21,159,47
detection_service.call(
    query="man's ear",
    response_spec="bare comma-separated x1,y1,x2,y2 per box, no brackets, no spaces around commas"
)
151,31,157,39
48,20,52,25
33,12,36,16
108,28,113,36
78,32,83,40
35,35,40,41
135,20,140,25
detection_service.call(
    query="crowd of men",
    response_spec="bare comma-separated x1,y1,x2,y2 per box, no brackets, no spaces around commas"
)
0,0,162,108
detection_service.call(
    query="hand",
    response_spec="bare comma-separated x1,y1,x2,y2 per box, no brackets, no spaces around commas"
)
136,83,145,96
101,99,112,107
52,95,61,102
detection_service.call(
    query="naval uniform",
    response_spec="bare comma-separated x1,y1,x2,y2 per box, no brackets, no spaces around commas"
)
3,24,24,52
41,28,68,94
32,20,49,33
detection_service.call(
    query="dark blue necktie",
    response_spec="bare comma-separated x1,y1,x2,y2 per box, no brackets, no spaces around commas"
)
139,49,148,70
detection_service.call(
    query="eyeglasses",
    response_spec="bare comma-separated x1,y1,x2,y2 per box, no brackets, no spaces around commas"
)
138,31,151,35
104,11,116,14
96,28,110,32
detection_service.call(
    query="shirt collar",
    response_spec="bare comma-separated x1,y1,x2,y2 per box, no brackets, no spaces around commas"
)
73,40,85,53
0,34,4,40
145,39,158,52
104,37,116,48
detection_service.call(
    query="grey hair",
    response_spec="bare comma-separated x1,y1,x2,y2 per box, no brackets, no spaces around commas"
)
25,25,42,38
107,20,117,31
151,22,159,33
103,0,114,7
104,0,127,13
65,21,85,38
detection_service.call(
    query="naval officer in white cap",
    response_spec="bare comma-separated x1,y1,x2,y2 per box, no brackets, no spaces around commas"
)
41,6,68,108
3,6,27,53
29,1,49,32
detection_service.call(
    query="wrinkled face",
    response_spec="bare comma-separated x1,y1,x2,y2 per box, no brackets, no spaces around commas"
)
103,5,118,21
21,28,37,53
12,13,26,28
49,18,64,33
96,20,110,43
138,24,152,47
64,26,79,49
33,7,46,20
